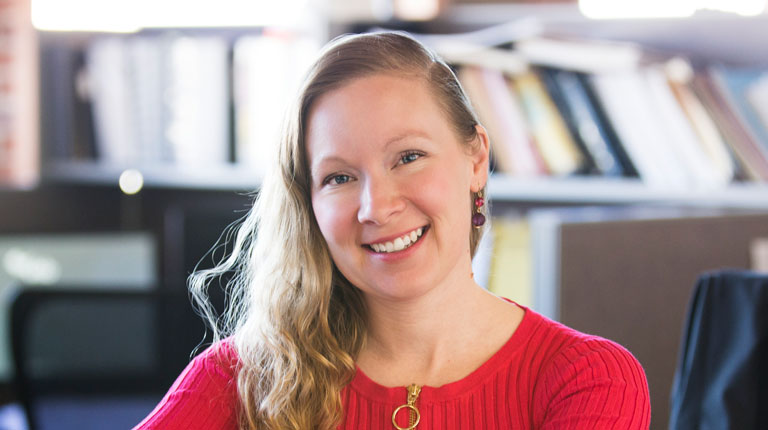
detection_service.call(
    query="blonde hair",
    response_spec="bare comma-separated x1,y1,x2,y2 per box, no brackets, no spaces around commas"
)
190,31,488,429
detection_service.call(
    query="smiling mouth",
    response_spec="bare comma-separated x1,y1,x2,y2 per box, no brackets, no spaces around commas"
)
364,225,429,254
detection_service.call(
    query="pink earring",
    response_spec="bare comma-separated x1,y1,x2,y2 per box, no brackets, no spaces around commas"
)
472,190,485,228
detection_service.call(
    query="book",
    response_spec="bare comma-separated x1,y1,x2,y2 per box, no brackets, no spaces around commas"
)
39,39,78,161
514,35,647,74
709,66,768,155
126,35,171,163
486,216,533,308
439,46,527,76
538,67,626,177
0,0,39,188
165,36,230,166
87,37,139,165
87,34,231,167
644,66,727,189
478,67,546,177
578,73,639,177
589,69,693,189
745,73,768,134
458,65,517,174
71,50,99,161
412,19,544,57
665,60,737,186
691,71,768,181
471,218,495,290
233,32,319,178
511,71,586,176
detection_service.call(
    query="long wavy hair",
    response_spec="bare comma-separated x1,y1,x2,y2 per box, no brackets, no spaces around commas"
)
189,31,488,429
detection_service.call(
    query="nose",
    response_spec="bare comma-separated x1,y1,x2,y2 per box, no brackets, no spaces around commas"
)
357,176,406,225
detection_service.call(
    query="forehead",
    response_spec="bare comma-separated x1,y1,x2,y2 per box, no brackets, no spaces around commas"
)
305,74,449,154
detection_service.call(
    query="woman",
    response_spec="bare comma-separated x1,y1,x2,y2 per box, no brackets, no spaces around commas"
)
135,31,650,430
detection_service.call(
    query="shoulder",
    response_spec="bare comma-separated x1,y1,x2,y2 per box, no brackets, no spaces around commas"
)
163,339,240,399
519,306,643,375
520,309,650,428
189,339,241,383
132,339,241,430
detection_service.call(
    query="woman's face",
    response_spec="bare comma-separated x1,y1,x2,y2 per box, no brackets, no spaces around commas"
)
306,73,488,302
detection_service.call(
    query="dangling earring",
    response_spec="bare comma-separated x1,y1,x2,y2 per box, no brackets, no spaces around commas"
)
472,190,486,228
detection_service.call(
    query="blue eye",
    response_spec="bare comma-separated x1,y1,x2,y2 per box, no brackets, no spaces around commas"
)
324,174,351,185
400,151,424,165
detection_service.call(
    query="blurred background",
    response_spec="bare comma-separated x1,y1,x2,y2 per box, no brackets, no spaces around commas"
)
2,0,768,429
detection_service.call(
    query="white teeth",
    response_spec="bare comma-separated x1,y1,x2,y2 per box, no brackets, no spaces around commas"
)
370,227,425,253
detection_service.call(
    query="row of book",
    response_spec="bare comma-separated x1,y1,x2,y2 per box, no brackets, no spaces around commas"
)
45,30,319,176
447,36,768,190
43,32,768,191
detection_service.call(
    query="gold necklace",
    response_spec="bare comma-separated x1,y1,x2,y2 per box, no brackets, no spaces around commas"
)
391,384,422,430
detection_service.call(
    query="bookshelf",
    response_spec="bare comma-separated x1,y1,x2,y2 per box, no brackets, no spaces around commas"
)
22,3,768,212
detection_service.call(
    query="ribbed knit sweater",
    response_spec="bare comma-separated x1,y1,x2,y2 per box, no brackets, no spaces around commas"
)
134,305,651,429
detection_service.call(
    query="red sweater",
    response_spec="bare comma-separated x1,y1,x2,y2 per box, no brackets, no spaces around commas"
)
134,305,651,429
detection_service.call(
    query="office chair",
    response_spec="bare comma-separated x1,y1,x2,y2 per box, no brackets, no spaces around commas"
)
669,270,768,430
9,288,186,430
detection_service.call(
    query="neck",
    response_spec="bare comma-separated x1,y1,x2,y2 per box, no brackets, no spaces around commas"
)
358,272,499,386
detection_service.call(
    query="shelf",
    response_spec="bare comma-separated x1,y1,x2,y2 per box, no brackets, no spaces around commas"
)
44,161,768,208
488,175,768,209
43,161,262,192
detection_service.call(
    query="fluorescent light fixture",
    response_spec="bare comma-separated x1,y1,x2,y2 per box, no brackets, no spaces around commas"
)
32,0,310,32
579,0,768,19
394,0,442,21
32,0,142,32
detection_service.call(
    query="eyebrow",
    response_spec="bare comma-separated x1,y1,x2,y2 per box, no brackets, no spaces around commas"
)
309,152,354,187
311,155,346,172
384,130,431,147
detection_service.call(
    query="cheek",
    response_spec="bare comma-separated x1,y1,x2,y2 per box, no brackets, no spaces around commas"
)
407,168,471,224
311,195,353,249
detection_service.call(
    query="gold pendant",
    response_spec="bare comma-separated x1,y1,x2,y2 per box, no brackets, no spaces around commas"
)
392,384,421,430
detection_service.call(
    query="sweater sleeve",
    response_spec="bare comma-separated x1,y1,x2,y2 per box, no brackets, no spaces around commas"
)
132,341,240,430
535,338,651,429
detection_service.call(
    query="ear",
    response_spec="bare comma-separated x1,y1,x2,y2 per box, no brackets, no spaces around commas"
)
469,124,490,193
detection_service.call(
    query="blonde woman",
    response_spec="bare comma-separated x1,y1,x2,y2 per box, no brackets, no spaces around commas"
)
134,31,650,430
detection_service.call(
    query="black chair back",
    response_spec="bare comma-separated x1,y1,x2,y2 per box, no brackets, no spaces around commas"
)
10,288,179,430
669,270,768,429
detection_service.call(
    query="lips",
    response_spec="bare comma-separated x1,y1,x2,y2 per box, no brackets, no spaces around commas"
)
365,226,427,253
